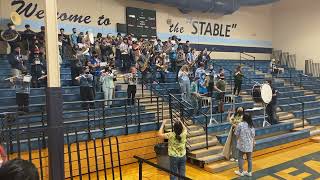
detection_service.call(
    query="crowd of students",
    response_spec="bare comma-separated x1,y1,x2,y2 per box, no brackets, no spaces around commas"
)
5,23,247,113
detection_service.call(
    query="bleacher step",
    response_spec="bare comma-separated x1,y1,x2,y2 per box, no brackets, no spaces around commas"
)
292,125,317,132
278,113,295,121
188,139,219,151
204,161,237,173
188,134,215,145
189,145,223,159
188,129,205,137
311,136,320,143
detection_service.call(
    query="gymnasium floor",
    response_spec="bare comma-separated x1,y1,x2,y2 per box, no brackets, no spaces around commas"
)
85,140,320,180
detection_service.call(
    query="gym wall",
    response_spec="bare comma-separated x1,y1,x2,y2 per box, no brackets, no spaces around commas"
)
0,0,273,60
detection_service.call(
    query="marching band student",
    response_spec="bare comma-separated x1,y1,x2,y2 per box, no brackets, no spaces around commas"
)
234,114,255,177
76,66,95,110
195,62,206,80
266,80,279,125
124,67,138,105
178,65,191,102
234,66,244,96
8,45,25,78
214,74,226,113
119,38,131,73
100,66,115,107
155,53,168,83
30,48,46,88
198,73,208,95
88,51,102,92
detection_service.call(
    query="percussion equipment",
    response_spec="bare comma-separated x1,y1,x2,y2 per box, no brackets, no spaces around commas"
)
252,83,272,104
0,12,22,42
23,75,32,83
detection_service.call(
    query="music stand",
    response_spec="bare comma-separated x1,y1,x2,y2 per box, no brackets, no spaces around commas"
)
208,96,218,126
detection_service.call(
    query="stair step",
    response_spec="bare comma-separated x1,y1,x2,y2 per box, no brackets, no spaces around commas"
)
189,145,223,159
311,136,320,143
188,134,215,144
188,139,218,151
204,161,237,173
278,113,295,121
188,129,205,137
293,125,317,132
197,153,225,164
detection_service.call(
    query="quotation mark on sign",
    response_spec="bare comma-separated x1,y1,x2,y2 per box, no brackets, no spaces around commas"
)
232,24,237,28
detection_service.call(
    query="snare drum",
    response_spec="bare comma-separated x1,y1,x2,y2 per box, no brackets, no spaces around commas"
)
252,83,272,104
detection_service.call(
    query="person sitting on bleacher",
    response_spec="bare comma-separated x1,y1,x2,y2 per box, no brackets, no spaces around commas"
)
76,66,95,110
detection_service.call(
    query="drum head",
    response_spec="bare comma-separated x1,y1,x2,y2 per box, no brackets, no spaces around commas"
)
261,84,272,104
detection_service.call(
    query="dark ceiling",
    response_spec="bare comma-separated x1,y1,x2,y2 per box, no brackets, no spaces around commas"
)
135,0,279,14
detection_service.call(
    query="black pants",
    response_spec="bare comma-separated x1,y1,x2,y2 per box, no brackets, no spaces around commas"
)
127,85,136,105
121,54,130,73
234,81,242,95
16,93,29,112
266,104,278,125
80,86,95,109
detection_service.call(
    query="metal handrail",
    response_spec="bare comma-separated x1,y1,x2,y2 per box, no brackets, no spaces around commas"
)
134,155,192,180
240,52,256,72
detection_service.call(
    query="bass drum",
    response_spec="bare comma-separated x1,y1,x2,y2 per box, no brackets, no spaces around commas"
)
252,83,272,104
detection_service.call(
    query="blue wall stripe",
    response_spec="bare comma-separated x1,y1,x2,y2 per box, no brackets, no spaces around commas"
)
191,44,272,54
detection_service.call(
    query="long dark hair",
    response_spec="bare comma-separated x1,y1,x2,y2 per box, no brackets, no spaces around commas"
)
243,114,254,128
173,121,183,142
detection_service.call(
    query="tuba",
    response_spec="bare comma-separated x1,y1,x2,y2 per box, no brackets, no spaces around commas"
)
0,12,21,42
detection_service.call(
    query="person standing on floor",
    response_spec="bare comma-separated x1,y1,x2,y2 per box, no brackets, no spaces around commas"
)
178,65,191,102
234,114,255,177
124,67,138,105
76,67,95,110
158,119,187,180
100,66,115,107
266,80,278,125
234,66,244,96
227,107,244,161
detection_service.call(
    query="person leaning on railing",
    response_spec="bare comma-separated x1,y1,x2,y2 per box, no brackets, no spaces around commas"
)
158,119,187,180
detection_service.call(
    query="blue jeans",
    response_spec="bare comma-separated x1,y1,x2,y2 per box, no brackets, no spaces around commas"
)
169,156,186,180
238,150,252,173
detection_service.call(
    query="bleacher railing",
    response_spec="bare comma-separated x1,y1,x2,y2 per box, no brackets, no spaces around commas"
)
240,52,256,72
134,156,192,180
0,113,123,180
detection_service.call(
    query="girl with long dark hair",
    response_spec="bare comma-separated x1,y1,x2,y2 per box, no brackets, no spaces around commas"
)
234,114,255,177
158,119,187,180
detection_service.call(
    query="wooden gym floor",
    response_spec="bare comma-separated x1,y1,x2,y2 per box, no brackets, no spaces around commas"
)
72,138,320,180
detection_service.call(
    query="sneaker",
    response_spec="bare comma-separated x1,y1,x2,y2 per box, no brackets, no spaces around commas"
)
230,158,235,162
244,171,252,177
234,170,244,176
